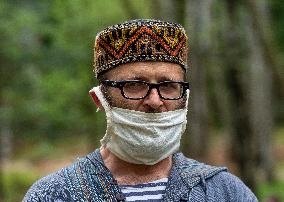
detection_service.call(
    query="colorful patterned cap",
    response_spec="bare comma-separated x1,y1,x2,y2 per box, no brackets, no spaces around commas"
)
94,19,188,78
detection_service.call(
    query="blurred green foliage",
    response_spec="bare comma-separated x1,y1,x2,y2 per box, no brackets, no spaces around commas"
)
3,170,40,202
0,0,151,148
257,181,284,201
1,0,283,146
271,0,284,53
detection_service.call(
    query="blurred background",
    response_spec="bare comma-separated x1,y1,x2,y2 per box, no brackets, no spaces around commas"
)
0,0,283,201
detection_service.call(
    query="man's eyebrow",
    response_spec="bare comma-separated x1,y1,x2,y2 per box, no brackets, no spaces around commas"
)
158,76,178,82
121,75,181,81
124,76,145,80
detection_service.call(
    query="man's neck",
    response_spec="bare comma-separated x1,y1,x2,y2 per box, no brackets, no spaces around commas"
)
100,147,173,185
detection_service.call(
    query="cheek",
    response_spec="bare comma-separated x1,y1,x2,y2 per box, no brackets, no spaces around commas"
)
164,99,185,110
178,98,187,109
108,89,123,103
123,100,142,110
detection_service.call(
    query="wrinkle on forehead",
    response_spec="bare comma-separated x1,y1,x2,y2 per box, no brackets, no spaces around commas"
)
104,61,185,82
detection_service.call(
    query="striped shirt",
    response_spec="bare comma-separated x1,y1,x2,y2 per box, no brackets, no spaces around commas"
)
120,178,168,202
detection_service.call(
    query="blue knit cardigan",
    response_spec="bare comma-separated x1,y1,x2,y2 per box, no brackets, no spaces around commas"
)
23,149,258,201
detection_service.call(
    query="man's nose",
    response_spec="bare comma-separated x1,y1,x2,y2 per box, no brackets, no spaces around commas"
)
143,88,163,109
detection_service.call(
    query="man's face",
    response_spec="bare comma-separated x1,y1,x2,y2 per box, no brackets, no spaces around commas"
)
102,62,186,113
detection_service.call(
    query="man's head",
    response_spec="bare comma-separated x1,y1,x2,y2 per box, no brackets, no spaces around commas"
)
89,19,189,164
91,19,189,113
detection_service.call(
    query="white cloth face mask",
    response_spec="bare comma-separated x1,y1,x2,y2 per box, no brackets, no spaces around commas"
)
90,86,188,165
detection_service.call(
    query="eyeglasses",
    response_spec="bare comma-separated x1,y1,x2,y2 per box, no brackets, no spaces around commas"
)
102,80,189,100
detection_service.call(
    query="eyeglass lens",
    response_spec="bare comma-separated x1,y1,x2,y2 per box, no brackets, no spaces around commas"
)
123,81,183,99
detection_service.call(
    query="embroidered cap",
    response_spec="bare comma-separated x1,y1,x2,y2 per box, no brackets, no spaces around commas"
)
94,19,188,78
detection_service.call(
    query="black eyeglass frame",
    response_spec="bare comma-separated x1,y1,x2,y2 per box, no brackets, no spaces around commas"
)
102,80,189,100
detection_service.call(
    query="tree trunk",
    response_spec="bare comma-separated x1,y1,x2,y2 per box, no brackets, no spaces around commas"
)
172,0,186,25
246,0,284,99
182,0,213,160
245,0,274,182
204,1,234,168
161,0,176,22
151,0,185,25
224,0,257,191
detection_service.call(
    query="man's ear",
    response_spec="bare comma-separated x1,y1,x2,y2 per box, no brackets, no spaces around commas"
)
89,91,104,111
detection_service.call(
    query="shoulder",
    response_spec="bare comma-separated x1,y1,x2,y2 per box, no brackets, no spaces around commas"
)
23,155,92,202
23,150,106,202
23,168,73,201
205,171,258,201
187,172,258,201
173,153,258,201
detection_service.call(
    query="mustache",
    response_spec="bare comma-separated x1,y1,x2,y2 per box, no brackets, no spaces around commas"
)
144,108,164,113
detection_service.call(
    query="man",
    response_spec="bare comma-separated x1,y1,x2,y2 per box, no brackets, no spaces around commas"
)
24,19,258,201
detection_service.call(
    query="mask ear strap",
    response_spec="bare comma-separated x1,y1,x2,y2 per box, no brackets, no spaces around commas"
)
90,86,111,113
185,89,190,110
89,86,113,146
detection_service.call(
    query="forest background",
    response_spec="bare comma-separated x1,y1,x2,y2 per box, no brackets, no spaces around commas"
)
0,0,283,201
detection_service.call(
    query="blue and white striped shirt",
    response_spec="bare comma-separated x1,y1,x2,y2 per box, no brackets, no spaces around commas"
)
120,178,168,202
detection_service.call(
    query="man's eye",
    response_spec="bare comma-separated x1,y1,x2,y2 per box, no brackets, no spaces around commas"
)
124,82,147,91
161,83,179,89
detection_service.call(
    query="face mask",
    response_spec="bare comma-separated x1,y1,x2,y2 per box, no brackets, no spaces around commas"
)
90,86,188,165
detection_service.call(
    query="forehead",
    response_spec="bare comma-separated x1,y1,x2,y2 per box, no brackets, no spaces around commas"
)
104,62,185,81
